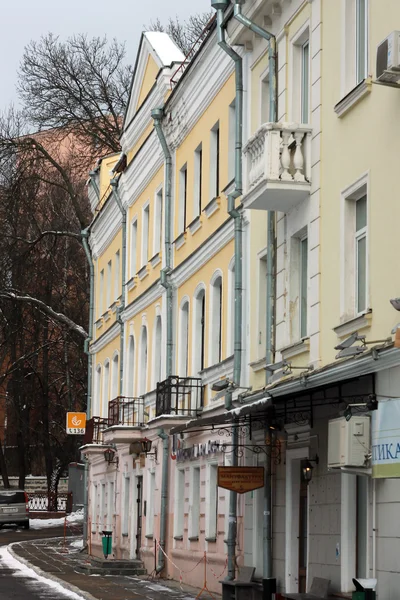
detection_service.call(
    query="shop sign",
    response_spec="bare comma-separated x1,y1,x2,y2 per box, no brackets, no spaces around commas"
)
218,466,264,494
372,399,400,478
66,412,86,435
176,440,225,462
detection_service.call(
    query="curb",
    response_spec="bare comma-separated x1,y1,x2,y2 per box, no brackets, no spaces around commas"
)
8,537,98,600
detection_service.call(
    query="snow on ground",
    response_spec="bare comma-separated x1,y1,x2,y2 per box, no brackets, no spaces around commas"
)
30,510,83,530
0,545,86,599
70,539,83,549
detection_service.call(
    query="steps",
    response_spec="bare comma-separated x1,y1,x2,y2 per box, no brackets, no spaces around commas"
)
76,556,147,576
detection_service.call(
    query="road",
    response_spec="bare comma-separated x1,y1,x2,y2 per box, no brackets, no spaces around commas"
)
0,525,76,599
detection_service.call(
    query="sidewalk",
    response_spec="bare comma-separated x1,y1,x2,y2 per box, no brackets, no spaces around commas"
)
10,536,221,600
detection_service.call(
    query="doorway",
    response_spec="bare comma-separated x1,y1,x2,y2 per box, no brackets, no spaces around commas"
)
298,462,309,592
135,475,143,558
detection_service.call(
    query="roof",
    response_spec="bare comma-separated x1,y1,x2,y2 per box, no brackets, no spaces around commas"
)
144,31,185,66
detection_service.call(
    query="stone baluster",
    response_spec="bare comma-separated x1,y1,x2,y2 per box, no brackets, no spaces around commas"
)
280,129,292,181
293,131,306,182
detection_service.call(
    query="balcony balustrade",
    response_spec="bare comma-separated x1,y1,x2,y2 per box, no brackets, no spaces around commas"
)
156,376,203,418
108,396,145,427
83,416,110,445
242,122,312,212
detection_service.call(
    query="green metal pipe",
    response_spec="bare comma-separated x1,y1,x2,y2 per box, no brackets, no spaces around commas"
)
152,108,173,378
110,179,126,395
156,428,169,573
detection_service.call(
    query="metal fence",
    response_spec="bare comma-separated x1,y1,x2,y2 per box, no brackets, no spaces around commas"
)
28,492,73,513
156,376,203,417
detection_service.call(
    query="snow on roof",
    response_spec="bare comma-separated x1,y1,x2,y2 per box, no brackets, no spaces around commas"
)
144,31,185,66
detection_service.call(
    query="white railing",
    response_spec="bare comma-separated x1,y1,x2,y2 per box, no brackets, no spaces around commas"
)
244,122,312,193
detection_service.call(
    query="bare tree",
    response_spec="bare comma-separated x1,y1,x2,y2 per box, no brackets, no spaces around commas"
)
145,12,214,55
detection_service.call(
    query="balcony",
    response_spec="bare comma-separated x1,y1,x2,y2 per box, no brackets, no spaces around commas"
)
108,396,145,427
83,417,110,445
156,376,203,418
242,122,312,213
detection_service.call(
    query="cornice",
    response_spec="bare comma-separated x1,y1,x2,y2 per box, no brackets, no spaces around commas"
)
90,198,122,259
122,282,163,323
90,321,120,354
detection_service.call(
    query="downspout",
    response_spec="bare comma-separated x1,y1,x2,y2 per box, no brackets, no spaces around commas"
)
81,225,94,544
110,178,126,395
211,0,243,581
233,3,277,598
152,108,173,378
156,428,169,573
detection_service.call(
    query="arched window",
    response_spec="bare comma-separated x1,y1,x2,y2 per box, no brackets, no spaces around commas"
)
178,300,189,377
127,335,135,397
210,274,223,365
192,287,206,376
227,260,235,356
153,316,162,387
93,365,102,417
102,360,110,418
111,352,119,400
139,326,148,396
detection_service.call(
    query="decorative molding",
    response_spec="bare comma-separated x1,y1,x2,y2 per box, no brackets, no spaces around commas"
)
126,276,137,292
122,282,163,323
150,253,161,268
279,338,310,360
137,266,149,281
95,318,103,331
249,357,267,373
90,198,122,260
188,216,202,236
90,321,120,354
110,298,121,314
103,310,111,323
174,232,187,250
333,311,373,338
200,355,234,388
334,79,372,118
203,197,221,218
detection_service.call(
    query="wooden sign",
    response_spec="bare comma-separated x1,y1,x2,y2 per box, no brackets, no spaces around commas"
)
218,466,264,494
66,412,86,435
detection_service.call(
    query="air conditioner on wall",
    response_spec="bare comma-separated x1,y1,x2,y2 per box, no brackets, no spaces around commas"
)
327,416,370,469
376,31,400,84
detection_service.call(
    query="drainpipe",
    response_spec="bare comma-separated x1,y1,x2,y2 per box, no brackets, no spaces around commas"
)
110,179,126,395
156,428,169,573
211,0,243,580
152,108,173,378
233,3,277,598
81,226,94,544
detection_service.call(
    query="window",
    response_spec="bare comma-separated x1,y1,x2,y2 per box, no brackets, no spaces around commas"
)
356,0,367,84
188,466,200,540
179,301,189,377
131,219,138,276
111,353,119,400
355,196,367,314
193,289,206,375
154,187,163,256
210,122,220,199
343,0,368,95
107,481,114,530
228,101,236,178
260,71,270,125
101,483,106,528
147,471,156,537
301,40,310,123
106,260,112,308
93,365,102,417
153,316,162,387
91,484,97,532
206,464,218,540
194,145,203,218
102,360,110,417
210,275,223,365
122,476,130,536
114,251,120,301
139,326,148,396
99,269,104,317
227,261,235,357
141,204,150,267
174,468,185,539
300,237,308,338
179,164,188,233
341,176,369,319
127,335,135,396
257,252,268,358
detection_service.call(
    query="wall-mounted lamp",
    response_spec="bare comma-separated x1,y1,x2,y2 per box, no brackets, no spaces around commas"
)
129,438,157,461
301,455,319,483
104,447,119,467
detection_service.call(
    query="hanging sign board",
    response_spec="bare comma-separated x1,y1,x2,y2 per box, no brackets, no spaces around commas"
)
372,399,400,478
218,466,264,494
66,412,87,435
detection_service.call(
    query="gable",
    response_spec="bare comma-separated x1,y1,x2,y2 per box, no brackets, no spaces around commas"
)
136,54,160,111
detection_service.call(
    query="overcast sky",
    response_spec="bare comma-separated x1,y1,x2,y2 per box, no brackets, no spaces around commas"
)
1,0,211,110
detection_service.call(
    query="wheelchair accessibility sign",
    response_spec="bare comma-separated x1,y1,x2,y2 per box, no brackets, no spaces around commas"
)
66,412,87,435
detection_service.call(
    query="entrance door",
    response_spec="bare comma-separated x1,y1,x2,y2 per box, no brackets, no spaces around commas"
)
135,476,143,558
298,464,308,592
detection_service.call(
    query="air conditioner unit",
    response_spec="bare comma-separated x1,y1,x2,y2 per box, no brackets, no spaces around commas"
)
327,416,370,469
376,31,400,84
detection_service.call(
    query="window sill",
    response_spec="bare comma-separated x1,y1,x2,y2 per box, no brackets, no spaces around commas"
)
137,266,149,281
103,310,111,322
145,534,154,539
279,338,310,361
249,357,266,373
95,318,103,330
333,310,372,338
126,276,137,291
110,298,121,314
173,535,183,541
334,78,372,118
173,231,187,250
205,536,216,543
188,215,202,235
203,196,221,218
121,533,128,537
188,536,199,542
150,252,161,268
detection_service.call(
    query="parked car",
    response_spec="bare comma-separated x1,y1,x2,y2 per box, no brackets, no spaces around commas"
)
0,489,30,529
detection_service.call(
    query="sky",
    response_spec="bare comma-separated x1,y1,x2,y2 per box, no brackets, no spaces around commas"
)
0,0,211,110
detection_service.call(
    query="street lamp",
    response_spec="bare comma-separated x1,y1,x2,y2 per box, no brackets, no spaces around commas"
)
301,455,319,483
130,438,157,460
104,447,119,466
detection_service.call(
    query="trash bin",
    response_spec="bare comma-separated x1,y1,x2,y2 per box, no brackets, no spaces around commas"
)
102,530,112,559
352,578,377,600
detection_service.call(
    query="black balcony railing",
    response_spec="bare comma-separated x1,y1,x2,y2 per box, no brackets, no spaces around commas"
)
83,416,110,444
156,376,203,417
108,396,144,426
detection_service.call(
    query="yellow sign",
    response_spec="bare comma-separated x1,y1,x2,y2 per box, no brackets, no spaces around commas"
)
218,466,264,494
66,412,86,435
